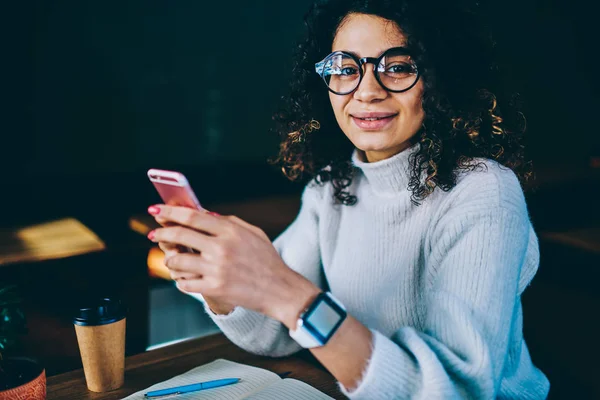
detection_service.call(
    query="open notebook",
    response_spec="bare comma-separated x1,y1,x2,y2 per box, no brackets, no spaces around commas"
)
123,358,334,400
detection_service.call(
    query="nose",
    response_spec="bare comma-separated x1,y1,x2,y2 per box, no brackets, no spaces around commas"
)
353,64,387,102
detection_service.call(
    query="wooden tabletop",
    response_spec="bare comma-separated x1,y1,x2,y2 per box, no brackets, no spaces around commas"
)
47,333,345,399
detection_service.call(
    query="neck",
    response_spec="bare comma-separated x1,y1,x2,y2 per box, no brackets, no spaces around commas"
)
352,142,420,196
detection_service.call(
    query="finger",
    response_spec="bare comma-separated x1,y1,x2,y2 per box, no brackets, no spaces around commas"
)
160,240,196,255
151,226,212,253
162,247,188,266
169,269,200,281
154,208,193,230
151,206,224,236
164,252,211,275
155,217,174,227
158,242,178,254
176,277,210,294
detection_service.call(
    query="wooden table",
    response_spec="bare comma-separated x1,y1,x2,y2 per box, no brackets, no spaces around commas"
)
0,217,105,267
47,333,345,399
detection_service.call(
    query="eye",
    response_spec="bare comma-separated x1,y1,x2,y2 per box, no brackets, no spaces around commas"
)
386,63,415,74
340,66,359,76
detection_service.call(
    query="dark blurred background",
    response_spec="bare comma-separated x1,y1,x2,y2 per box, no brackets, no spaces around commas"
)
1,1,599,398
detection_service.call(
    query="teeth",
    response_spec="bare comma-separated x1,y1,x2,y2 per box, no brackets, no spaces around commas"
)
363,117,382,121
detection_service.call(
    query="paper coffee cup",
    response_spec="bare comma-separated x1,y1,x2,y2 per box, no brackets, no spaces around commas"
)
73,298,126,392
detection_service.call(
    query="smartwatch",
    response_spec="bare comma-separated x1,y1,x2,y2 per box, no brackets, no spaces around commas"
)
289,291,347,348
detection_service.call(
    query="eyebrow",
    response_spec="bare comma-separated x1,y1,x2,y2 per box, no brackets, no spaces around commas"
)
341,50,361,59
335,46,410,59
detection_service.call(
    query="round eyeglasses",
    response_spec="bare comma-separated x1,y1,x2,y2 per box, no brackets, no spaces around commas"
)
315,47,420,95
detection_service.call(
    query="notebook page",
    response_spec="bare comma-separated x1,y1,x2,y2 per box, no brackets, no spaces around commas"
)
243,378,334,400
122,359,280,400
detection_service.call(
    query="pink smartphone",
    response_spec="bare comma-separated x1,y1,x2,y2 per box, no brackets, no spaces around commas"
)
147,169,204,210
148,169,203,254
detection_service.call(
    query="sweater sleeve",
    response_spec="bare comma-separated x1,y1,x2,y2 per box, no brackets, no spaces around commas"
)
339,203,544,399
188,183,325,357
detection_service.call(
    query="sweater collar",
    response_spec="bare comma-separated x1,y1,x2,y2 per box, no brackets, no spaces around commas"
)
351,142,420,195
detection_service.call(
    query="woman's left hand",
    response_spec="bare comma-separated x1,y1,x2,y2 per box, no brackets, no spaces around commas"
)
147,205,319,326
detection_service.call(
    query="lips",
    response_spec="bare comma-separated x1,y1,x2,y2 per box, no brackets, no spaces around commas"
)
352,112,397,119
351,112,397,130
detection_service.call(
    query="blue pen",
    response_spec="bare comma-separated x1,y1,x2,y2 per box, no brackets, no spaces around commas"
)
144,378,241,398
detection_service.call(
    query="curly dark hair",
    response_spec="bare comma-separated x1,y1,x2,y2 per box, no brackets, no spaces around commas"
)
272,0,531,206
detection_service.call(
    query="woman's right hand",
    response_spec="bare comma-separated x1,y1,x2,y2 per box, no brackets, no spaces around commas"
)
157,230,236,315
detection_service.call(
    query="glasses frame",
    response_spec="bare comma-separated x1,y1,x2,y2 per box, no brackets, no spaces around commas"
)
315,46,420,95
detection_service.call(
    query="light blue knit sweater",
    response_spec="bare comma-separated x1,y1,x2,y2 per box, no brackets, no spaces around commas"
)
194,144,550,399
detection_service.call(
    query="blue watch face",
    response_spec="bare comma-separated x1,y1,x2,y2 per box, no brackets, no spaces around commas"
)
303,293,347,344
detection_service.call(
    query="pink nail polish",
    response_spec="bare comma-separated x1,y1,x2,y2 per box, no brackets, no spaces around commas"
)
147,230,156,240
208,211,220,217
148,205,161,215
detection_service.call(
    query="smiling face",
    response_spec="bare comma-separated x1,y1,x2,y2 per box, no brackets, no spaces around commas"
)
329,13,425,163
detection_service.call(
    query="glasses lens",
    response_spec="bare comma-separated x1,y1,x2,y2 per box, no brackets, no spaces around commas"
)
377,49,418,92
322,54,360,94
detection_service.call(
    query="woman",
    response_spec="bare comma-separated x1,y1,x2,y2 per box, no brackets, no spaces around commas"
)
147,0,550,398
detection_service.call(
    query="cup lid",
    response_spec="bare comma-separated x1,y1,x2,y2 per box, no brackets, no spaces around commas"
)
73,298,126,326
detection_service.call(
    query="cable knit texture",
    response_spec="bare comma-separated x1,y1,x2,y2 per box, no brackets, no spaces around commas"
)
190,143,550,399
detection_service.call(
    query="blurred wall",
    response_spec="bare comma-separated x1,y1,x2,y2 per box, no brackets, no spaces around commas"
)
26,1,312,175
2,0,598,179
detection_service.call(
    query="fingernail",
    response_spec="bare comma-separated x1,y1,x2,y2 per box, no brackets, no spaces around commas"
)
147,230,156,240
208,211,220,217
148,205,161,215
